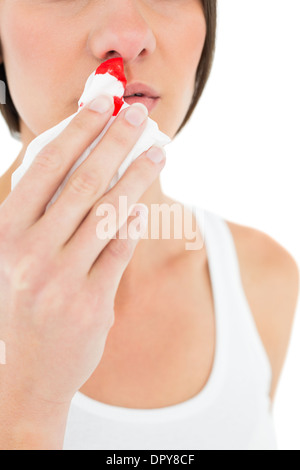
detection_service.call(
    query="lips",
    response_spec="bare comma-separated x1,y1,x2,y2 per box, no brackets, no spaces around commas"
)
124,82,160,100
124,82,160,113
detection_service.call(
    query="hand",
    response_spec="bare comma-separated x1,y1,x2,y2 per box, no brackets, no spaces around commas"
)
0,96,166,410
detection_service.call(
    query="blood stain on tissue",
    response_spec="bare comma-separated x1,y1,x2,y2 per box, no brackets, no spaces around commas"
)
95,58,128,116
113,96,124,116
95,58,127,89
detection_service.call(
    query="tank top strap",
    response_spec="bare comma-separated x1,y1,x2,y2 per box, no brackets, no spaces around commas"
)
187,205,272,397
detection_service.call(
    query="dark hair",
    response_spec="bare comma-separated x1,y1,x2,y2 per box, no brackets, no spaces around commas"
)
177,0,217,135
0,0,217,140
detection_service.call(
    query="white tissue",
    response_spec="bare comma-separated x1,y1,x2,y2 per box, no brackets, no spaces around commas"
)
11,68,171,211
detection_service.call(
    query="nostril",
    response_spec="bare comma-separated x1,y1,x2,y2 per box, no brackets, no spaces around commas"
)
107,51,122,59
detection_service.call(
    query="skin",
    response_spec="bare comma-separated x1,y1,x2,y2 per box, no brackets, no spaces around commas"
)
0,0,206,270
1,0,203,144
0,0,299,450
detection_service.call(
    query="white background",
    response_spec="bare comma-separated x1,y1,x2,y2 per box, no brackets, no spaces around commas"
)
1,0,299,450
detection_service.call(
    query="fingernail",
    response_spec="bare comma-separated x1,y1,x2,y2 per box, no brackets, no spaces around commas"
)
125,103,148,127
88,94,114,114
146,146,166,164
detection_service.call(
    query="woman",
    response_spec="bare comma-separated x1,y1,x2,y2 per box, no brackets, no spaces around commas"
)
0,0,298,451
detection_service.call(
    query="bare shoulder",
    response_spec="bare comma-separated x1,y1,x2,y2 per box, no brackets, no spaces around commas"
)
226,220,299,402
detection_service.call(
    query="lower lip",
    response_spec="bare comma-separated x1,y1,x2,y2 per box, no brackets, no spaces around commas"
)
124,96,160,113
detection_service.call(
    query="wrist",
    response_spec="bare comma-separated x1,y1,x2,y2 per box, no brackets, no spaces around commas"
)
0,392,71,450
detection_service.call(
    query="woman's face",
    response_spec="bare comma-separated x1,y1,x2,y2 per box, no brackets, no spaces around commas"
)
0,0,206,144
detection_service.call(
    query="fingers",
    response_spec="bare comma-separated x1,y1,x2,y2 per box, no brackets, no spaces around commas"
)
33,103,149,249
87,204,149,295
60,146,166,274
4,95,115,233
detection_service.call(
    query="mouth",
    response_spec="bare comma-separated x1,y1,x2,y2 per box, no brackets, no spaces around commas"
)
123,95,160,113
124,82,160,113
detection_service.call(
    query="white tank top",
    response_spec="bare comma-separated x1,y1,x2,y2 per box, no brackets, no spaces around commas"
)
63,208,277,450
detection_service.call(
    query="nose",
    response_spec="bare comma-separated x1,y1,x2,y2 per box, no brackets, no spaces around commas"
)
88,0,156,66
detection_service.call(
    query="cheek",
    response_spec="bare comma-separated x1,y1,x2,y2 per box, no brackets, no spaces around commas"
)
158,10,206,135
1,6,73,135
3,8,53,90
176,14,206,99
